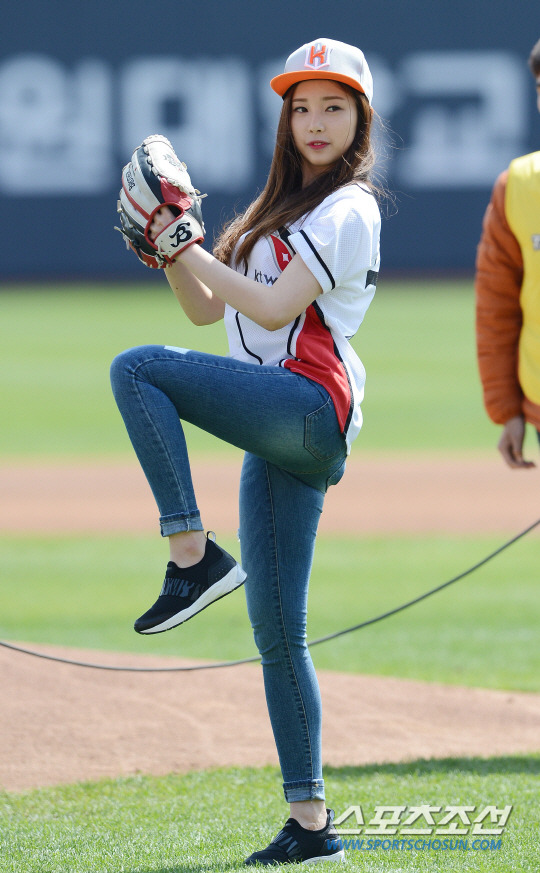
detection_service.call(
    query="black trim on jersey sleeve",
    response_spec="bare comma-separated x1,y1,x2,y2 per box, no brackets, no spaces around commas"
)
277,226,296,253
235,312,263,364
299,230,335,290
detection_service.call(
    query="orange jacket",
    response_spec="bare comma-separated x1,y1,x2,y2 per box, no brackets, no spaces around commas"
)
475,170,540,429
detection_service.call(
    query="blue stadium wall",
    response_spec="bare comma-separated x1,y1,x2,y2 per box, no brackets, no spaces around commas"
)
2,0,539,280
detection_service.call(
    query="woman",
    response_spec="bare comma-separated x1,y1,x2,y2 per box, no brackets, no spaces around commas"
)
111,37,381,865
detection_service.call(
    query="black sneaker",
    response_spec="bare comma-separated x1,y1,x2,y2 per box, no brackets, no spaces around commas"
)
134,533,246,634
244,809,344,866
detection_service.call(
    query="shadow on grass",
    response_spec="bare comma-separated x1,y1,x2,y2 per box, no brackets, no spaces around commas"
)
325,753,540,780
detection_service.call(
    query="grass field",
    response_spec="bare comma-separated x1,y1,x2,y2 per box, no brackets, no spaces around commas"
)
2,758,538,871
1,281,538,870
0,279,505,456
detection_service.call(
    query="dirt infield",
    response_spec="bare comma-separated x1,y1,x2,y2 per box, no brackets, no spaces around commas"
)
1,454,539,792
2,643,540,793
2,452,540,535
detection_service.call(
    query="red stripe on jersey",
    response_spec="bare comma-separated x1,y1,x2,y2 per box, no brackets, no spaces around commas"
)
284,304,352,433
269,234,294,271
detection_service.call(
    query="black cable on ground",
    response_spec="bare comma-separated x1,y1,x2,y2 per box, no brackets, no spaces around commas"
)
1,517,538,673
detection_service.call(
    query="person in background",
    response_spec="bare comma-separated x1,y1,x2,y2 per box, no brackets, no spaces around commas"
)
475,38,540,469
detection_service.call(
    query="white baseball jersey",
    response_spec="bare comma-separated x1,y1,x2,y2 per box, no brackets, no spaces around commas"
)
224,183,381,451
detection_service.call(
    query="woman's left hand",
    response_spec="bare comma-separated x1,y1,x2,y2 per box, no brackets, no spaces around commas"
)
148,207,176,241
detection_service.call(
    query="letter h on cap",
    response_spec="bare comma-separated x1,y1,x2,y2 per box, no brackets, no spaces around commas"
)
305,42,330,69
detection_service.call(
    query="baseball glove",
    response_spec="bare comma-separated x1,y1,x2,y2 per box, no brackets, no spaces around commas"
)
116,134,206,269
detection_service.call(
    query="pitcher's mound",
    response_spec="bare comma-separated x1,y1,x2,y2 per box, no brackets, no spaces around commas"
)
1,643,539,792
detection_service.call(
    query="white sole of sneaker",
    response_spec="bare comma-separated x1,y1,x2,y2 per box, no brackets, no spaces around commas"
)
138,564,247,634
303,849,345,863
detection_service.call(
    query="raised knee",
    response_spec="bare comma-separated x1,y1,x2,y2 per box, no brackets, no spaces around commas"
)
110,347,140,389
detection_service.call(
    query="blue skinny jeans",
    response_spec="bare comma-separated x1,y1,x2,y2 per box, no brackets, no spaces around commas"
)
110,344,347,802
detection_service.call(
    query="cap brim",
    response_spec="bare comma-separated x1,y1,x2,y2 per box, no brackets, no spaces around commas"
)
270,69,366,98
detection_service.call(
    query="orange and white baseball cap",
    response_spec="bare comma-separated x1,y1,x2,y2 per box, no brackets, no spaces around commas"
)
270,38,373,105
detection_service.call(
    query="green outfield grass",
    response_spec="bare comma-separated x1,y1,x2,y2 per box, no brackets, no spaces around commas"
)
1,531,538,692
2,757,538,871
0,279,505,457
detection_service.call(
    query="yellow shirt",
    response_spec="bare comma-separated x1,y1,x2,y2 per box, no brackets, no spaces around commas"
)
505,151,540,404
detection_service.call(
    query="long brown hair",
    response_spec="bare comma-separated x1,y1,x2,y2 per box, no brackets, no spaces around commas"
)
213,82,375,268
